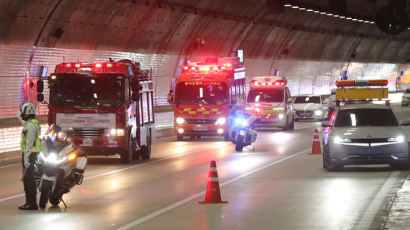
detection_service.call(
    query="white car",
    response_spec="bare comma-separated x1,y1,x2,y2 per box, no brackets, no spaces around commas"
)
401,89,410,106
322,103,410,171
293,95,327,121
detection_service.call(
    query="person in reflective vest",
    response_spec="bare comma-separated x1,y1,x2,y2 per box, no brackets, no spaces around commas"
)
18,103,41,210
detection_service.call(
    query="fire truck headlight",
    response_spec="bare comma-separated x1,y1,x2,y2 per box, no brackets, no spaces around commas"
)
178,128,184,134
314,110,323,116
278,114,284,119
216,117,226,125
116,129,125,136
110,129,116,136
176,117,185,125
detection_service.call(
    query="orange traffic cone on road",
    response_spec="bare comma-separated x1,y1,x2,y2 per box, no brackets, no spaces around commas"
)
311,129,322,154
199,161,228,204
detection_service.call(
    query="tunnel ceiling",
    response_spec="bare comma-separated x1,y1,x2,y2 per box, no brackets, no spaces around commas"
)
0,0,409,63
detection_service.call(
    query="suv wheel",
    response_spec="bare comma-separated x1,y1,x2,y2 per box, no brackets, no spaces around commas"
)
323,146,343,171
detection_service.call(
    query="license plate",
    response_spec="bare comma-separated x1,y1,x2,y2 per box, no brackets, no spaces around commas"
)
80,138,93,146
359,148,381,154
193,125,208,131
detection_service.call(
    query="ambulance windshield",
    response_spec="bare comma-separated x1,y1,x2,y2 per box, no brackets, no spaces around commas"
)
49,74,124,108
247,88,284,103
176,82,228,105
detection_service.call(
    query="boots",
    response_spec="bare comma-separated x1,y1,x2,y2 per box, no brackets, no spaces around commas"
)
18,190,38,210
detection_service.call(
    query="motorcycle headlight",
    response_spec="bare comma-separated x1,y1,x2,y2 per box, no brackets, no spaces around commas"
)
333,136,351,144
235,118,248,127
215,117,226,125
314,110,323,116
176,117,185,125
388,135,406,143
46,153,58,164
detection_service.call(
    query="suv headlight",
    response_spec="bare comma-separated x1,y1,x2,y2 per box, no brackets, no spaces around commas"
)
333,136,351,143
314,110,323,116
388,135,406,143
176,117,185,125
215,117,226,125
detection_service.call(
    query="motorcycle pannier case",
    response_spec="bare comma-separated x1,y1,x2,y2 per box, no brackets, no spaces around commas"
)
75,157,87,171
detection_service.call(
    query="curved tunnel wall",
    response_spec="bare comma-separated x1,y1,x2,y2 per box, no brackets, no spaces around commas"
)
1,0,409,118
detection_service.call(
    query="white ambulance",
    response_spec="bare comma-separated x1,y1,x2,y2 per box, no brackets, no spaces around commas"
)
246,76,295,130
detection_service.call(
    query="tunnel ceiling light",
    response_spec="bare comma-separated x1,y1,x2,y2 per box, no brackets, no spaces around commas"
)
364,20,369,23
284,4,292,7
358,19,364,22
333,14,340,17
346,17,352,20
291,6,299,9
298,7,306,10
352,18,358,21
313,10,320,13
306,9,313,12
339,16,346,19
320,12,326,14
326,13,333,16
369,21,375,24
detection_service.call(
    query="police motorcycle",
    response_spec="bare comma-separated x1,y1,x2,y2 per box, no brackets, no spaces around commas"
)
37,125,87,209
230,111,258,152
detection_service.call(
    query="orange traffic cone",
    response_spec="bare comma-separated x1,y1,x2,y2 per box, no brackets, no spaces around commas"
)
311,129,322,154
199,161,228,204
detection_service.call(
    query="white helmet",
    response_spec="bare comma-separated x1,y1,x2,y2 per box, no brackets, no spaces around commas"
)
20,103,36,116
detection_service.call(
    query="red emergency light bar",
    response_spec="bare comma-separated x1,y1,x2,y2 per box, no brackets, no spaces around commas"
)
250,80,285,86
336,79,388,87
55,62,128,74
182,64,224,74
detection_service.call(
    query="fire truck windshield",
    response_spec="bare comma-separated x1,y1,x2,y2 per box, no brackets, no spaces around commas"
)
175,82,228,105
49,74,124,108
247,89,284,103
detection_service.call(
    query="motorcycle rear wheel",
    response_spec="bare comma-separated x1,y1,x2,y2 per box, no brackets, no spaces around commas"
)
39,180,52,209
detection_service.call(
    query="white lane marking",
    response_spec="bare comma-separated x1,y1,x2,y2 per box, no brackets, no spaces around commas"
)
295,123,320,130
0,144,221,202
0,163,20,169
356,171,400,229
115,148,311,230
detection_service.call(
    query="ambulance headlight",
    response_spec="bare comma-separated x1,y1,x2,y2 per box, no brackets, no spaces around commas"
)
215,117,226,125
314,110,323,116
176,117,185,125
109,129,125,136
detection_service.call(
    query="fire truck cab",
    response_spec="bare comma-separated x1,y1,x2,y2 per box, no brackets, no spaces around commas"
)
170,57,246,141
246,76,295,130
37,60,155,164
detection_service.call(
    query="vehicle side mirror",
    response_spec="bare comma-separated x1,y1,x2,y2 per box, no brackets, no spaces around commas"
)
321,121,330,127
400,120,410,126
37,93,44,102
167,93,173,103
37,80,44,93
132,92,139,101
287,98,293,104
131,80,142,92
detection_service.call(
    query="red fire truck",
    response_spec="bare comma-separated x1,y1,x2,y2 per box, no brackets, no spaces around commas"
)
37,60,155,163
169,57,246,141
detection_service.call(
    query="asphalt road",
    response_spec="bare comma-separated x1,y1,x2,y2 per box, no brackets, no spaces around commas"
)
0,105,409,230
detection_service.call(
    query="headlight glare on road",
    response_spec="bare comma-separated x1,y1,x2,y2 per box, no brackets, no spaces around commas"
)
176,117,185,125
314,110,323,116
388,135,406,143
215,117,226,125
333,136,351,144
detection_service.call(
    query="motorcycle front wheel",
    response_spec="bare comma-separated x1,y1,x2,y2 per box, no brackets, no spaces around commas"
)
235,144,243,152
39,180,52,209
49,193,61,206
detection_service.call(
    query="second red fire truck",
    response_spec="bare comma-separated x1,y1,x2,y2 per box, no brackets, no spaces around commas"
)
37,59,155,163
169,57,246,141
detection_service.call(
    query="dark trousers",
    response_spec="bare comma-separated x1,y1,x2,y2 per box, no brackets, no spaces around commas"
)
21,152,38,205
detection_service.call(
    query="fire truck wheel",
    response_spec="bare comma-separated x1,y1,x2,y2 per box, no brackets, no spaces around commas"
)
141,130,152,160
177,135,183,141
224,133,230,141
121,134,135,164
282,118,289,131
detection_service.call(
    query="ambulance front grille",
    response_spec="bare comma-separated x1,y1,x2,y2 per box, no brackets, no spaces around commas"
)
73,128,105,137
